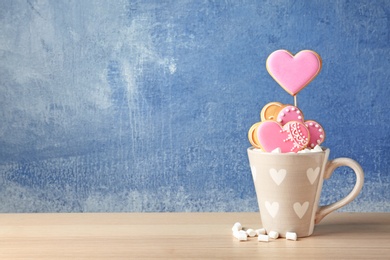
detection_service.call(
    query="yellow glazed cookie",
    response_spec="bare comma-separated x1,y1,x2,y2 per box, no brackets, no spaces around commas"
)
260,102,287,121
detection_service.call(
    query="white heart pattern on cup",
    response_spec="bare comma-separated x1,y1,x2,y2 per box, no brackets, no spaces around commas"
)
293,201,309,219
306,167,320,185
265,201,279,218
251,165,257,181
269,168,287,186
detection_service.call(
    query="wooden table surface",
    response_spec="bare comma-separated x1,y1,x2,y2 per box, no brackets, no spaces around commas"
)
0,212,388,259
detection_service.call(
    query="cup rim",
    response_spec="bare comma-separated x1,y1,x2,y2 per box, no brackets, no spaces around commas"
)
247,146,329,155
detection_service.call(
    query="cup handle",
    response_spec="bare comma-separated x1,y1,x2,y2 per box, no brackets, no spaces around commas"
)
315,158,364,224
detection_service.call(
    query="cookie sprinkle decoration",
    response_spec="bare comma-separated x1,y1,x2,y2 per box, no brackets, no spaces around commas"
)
284,122,309,152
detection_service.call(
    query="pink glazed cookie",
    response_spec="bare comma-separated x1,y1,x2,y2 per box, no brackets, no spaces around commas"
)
276,105,303,124
266,50,322,96
305,120,326,148
254,120,310,153
276,105,326,148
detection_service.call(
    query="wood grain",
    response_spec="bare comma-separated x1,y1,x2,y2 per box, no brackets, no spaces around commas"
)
0,212,388,259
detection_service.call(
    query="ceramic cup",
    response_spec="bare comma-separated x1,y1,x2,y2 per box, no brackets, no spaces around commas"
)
247,147,364,237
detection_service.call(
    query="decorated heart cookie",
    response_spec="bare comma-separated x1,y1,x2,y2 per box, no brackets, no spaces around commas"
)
275,105,325,147
266,50,322,96
254,121,309,153
248,50,325,153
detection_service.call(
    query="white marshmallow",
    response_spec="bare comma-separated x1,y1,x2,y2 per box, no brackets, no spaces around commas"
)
286,232,297,241
246,228,257,237
231,222,242,232
298,148,311,153
233,230,247,241
268,230,279,239
257,234,269,242
256,228,266,236
253,148,264,152
312,145,323,152
271,147,281,153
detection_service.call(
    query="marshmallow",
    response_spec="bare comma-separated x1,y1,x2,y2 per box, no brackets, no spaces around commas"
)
268,230,279,239
286,232,297,241
298,148,311,153
246,228,257,237
233,230,247,241
271,147,281,153
231,222,242,232
256,228,266,236
253,148,263,152
257,234,269,242
312,145,323,152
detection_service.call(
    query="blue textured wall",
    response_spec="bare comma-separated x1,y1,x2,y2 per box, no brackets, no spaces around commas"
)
0,0,389,212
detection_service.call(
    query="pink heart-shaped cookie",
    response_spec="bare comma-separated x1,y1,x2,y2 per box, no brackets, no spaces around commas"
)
266,50,322,96
276,105,325,147
255,121,309,153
